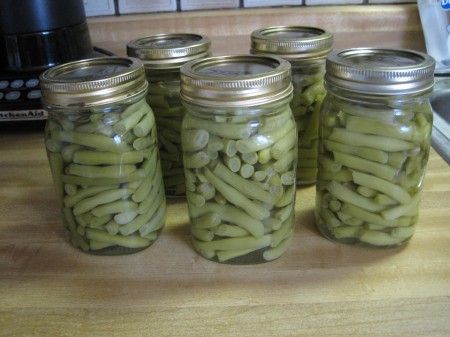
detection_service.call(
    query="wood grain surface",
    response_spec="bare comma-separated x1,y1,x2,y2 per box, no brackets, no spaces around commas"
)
1,5,449,337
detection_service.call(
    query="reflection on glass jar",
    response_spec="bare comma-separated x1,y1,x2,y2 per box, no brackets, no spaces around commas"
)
41,57,166,255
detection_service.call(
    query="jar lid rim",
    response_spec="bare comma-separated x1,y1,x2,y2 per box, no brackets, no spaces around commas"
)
325,47,436,95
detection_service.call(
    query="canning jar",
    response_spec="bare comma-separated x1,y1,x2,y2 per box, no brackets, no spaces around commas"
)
127,33,211,197
40,57,166,255
316,48,435,248
180,55,297,264
251,26,333,185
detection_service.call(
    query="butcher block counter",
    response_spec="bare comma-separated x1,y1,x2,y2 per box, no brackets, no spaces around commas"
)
1,5,450,337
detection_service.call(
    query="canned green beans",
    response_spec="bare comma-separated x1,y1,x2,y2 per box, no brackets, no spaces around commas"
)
251,26,333,185
127,33,211,197
41,57,166,255
316,48,435,248
180,55,297,264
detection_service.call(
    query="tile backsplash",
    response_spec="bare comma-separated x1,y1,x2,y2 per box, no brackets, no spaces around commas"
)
83,0,415,16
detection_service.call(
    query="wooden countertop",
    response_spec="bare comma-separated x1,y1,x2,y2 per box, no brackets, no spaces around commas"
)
2,5,450,337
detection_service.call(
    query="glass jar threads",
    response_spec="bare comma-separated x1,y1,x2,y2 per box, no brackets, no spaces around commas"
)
41,57,166,255
180,55,297,264
251,26,333,185
316,48,435,248
127,33,211,197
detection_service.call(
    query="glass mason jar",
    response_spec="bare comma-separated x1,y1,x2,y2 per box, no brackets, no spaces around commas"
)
127,33,211,197
180,55,297,264
251,26,333,185
40,57,166,255
315,48,435,248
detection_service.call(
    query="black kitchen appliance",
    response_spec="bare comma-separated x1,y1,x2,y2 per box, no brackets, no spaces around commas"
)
0,0,109,123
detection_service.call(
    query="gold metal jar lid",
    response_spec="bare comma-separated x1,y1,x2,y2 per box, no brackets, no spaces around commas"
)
127,33,211,70
325,48,436,96
40,57,147,107
250,26,333,60
180,55,293,108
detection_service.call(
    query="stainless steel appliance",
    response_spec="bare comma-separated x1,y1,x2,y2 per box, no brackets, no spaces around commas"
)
0,0,108,123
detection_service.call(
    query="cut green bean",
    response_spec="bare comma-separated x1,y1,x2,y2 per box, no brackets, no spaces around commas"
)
189,202,265,238
352,171,411,205
73,150,144,165
333,151,398,181
73,188,132,216
193,234,272,252
86,228,150,249
329,128,415,152
204,167,270,221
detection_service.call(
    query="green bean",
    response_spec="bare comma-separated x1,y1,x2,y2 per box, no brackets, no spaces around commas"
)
61,170,145,186
184,114,255,139
196,182,216,200
358,230,404,246
133,108,155,137
381,191,421,220
346,115,423,142
114,210,138,225
66,163,137,179
352,171,411,205
73,150,143,166
327,181,386,212
214,224,249,237
333,225,361,239
221,139,237,157
241,151,258,165
236,122,294,153
273,147,296,173
189,202,265,238
329,128,415,152
192,228,214,241
216,248,258,263
64,208,90,251
391,224,416,239
186,190,206,207
183,151,210,169
271,212,294,247
86,228,150,249
136,181,164,214
325,140,388,164
91,200,138,218
191,212,222,229
73,188,132,216
138,200,166,237
133,136,155,150
47,152,65,208
90,214,112,228
224,155,241,172
193,234,272,252
52,129,132,153
120,97,146,118
271,126,297,160
105,220,120,235
119,194,163,236
182,129,210,152
204,167,270,221
113,104,146,135
333,151,398,181
341,202,411,227
263,235,292,261
213,162,277,205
